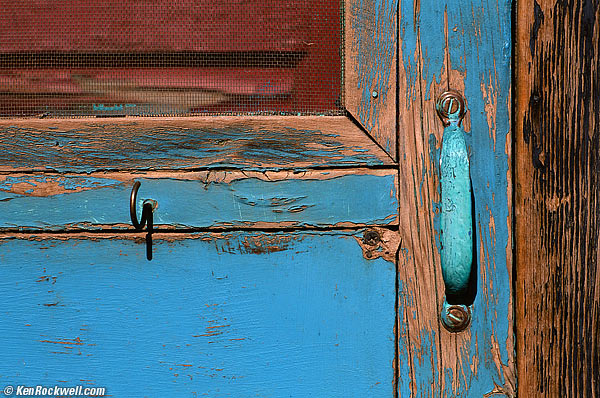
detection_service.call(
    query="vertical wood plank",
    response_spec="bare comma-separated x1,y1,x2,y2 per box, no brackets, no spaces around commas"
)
397,0,515,395
516,0,600,396
345,0,398,159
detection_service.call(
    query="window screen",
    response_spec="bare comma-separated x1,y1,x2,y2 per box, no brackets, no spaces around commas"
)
0,1,343,117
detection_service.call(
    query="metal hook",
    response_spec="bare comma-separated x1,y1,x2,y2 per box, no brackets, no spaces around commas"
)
130,181,155,261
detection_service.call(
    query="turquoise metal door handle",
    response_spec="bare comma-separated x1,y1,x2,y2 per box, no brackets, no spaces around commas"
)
436,91,474,332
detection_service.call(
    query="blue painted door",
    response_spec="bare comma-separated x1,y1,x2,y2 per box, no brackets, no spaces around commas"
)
0,167,401,397
0,232,396,397
0,0,515,396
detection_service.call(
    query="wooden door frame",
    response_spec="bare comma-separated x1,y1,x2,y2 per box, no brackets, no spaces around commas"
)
515,1,600,396
0,0,399,167
396,0,515,396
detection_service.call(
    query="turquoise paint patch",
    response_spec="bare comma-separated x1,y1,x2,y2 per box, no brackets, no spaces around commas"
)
93,104,124,111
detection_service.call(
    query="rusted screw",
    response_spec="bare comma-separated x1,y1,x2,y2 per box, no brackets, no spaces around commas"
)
435,90,466,126
440,301,471,333
363,230,381,246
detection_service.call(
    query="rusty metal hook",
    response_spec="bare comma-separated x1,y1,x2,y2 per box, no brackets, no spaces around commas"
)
130,181,155,261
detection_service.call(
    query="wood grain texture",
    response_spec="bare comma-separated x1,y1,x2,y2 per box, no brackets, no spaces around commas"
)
345,0,398,159
0,116,394,172
516,0,600,396
0,231,397,397
0,169,398,230
396,0,514,395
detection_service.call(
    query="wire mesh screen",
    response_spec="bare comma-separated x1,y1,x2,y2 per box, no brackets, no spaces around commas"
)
0,1,343,117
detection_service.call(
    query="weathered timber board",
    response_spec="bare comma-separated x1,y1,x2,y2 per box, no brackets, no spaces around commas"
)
345,0,398,159
516,0,600,396
0,169,398,230
0,231,399,397
0,116,394,172
396,0,514,396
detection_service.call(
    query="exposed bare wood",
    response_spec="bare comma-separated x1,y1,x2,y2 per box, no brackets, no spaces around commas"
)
345,0,397,159
0,116,395,172
353,226,400,263
516,1,600,396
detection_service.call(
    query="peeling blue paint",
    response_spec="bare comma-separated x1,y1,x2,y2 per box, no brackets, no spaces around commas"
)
396,279,413,398
0,175,121,192
398,0,513,395
0,174,398,229
399,1,447,100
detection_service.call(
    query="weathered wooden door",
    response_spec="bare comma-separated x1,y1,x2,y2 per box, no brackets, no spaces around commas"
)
0,0,513,396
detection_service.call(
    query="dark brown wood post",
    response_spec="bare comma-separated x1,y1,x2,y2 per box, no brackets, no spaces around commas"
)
516,1,600,396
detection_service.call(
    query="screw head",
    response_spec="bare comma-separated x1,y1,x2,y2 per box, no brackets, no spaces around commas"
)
363,230,381,246
435,90,466,126
440,300,471,333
